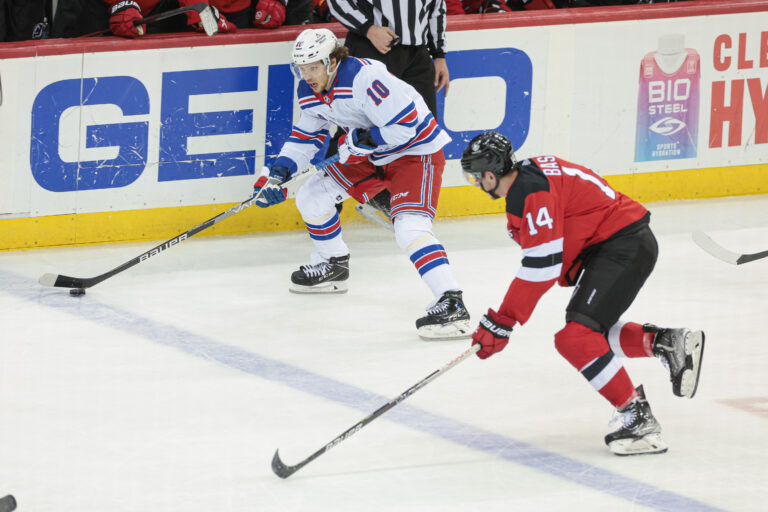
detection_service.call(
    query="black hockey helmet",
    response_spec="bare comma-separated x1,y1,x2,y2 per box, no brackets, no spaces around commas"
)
460,131,517,185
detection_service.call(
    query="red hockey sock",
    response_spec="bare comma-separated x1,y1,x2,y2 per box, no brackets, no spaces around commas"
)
555,321,637,408
606,321,654,358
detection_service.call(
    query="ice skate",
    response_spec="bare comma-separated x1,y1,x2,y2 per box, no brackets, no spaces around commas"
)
605,385,668,456
416,291,472,341
649,324,705,398
290,255,349,294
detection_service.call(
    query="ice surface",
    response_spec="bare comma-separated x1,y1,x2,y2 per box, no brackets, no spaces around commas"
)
1,195,767,512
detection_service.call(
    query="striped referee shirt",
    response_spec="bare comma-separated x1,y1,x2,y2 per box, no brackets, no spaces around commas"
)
327,0,447,58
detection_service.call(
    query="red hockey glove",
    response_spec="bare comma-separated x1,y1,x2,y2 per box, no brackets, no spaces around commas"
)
445,0,465,15
109,0,144,38
254,0,286,29
483,0,512,13
180,1,237,34
472,309,515,360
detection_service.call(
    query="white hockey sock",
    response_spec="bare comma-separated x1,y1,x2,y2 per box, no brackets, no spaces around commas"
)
296,173,350,261
303,210,349,260
394,214,460,298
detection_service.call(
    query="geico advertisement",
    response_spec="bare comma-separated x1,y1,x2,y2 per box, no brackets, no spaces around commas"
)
6,39,538,217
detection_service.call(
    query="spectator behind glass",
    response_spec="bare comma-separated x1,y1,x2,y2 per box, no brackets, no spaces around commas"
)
105,0,237,38
1,0,49,41
218,0,313,29
445,0,557,15
310,0,334,23
52,0,237,38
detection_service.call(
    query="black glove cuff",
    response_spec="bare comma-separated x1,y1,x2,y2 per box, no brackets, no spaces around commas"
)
110,0,141,15
479,314,513,338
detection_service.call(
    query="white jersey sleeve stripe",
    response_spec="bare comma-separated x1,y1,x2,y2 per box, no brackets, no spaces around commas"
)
522,238,564,258
516,264,561,283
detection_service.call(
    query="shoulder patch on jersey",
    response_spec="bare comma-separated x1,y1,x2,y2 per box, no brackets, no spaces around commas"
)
506,162,550,217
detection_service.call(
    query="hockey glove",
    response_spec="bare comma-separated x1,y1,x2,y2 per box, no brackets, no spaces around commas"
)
472,309,515,359
109,0,145,38
254,0,286,29
338,128,377,164
253,165,290,208
482,0,512,12
180,1,237,33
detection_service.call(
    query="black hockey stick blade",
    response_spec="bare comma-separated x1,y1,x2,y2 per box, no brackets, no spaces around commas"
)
0,495,17,512
39,154,340,291
692,231,768,265
83,3,216,37
272,449,303,479
271,344,479,479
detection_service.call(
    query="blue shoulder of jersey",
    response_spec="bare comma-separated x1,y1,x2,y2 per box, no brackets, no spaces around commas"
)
334,57,370,89
296,81,320,110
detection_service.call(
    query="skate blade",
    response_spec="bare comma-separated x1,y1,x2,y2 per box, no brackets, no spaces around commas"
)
608,433,668,456
417,320,473,341
680,330,705,398
289,282,348,294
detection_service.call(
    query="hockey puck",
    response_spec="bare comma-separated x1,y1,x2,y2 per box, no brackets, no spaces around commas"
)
0,494,17,512
69,288,86,296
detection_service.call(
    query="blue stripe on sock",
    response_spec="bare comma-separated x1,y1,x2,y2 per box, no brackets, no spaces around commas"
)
409,243,445,264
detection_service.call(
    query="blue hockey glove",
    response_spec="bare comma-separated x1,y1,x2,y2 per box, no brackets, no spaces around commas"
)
253,165,290,208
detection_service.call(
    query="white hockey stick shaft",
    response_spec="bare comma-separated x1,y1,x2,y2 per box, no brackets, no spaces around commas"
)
692,231,768,265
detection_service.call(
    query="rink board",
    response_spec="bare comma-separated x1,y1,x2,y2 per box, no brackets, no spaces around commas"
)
0,0,767,249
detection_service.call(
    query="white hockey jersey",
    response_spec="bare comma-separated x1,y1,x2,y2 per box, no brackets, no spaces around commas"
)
276,57,451,172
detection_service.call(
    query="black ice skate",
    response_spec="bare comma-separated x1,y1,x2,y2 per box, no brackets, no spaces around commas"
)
415,290,472,341
647,324,706,398
289,255,349,294
605,385,667,456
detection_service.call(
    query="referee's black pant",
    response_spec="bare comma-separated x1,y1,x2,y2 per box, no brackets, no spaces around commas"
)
343,30,438,117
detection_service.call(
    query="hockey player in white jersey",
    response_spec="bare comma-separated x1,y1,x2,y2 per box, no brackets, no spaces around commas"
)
252,28,470,340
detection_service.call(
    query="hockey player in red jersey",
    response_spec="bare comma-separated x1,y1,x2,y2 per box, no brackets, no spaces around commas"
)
252,28,471,341
461,131,705,455
105,0,238,37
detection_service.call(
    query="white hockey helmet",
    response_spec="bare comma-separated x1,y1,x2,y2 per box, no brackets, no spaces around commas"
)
291,28,339,77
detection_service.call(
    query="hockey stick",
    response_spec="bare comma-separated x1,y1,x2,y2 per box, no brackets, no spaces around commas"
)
83,3,218,37
271,344,480,479
39,155,340,291
692,231,768,265
354,203,394,231
0,495,16,512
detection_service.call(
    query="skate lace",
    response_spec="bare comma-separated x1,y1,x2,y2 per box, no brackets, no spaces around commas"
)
609,405,637,430
427,299,451,316
300,262,330,278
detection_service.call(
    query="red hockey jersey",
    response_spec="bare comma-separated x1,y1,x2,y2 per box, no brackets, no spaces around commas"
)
103,0,250,14
498,156,649,326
